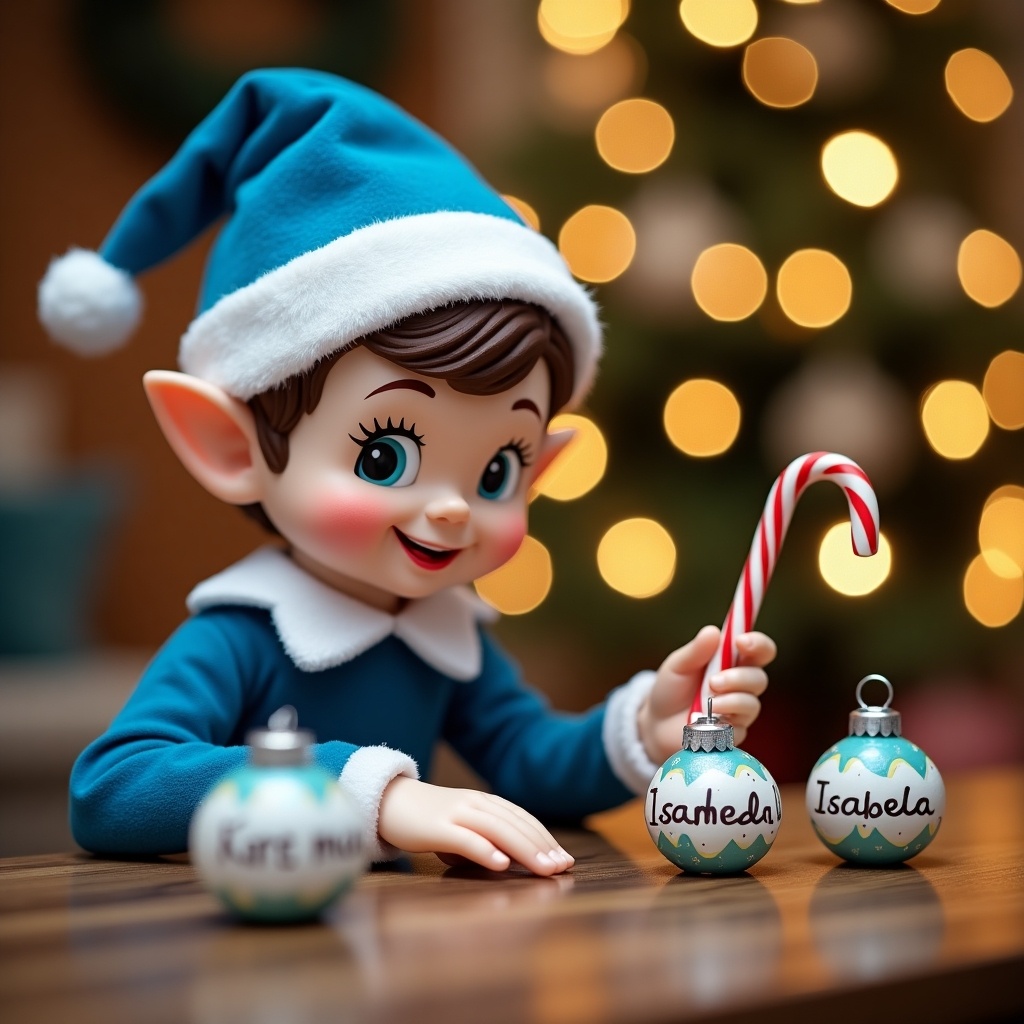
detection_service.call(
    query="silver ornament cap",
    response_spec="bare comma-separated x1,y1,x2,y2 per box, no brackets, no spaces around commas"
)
245,705,315,766
682,697,735,752
848,674,902,738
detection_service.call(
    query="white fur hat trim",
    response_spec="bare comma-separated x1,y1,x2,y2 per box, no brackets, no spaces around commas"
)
180,211,602,408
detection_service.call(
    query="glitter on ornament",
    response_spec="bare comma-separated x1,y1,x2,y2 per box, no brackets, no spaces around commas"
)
806,675,945,866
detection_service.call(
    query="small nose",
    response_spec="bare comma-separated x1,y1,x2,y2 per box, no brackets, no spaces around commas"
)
425,495,471,525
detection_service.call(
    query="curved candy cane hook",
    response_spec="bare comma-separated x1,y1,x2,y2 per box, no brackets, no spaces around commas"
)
690,451,880,721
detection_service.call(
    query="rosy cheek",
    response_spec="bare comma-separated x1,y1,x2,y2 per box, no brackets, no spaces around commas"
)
491,512,528,566
306,490,394,548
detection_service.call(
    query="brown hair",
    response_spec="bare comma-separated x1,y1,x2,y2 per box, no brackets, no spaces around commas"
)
242,299,574,531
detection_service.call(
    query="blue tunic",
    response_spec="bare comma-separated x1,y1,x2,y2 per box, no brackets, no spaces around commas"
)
69,604,635,855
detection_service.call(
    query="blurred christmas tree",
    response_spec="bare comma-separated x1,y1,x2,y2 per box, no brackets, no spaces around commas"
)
474,0,1023,779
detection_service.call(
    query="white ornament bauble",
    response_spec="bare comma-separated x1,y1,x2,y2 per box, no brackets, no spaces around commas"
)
646,709,782,874
189,707,366,920
806,676,945,866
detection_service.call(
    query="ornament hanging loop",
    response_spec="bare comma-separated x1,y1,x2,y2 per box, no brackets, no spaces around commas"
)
855,674,894,710
848,675,901,738
247,705,315,766
268,704,299,731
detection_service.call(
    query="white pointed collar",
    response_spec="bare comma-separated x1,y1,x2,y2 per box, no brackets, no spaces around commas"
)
186,546,497,681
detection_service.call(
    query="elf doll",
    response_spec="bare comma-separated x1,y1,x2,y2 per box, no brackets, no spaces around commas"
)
39,69,774,875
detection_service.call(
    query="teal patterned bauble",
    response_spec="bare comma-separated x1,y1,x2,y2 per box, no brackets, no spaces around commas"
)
806,676,945,866
646,711,781,875
189,707,367,921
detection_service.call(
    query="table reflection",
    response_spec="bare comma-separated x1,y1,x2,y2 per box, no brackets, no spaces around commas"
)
185,867,579,1023
602,873,783,1014
187,925,360,1024
810,863,944,981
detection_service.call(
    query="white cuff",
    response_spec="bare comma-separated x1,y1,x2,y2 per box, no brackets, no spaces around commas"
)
339,745,419,862
602,670,660,796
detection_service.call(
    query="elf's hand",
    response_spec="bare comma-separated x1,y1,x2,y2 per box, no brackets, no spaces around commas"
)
637,625,775,766
377,776,574,876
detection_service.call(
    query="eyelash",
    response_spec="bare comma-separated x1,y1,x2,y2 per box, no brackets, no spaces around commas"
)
349,417,425,448
503,438,534,467
348,422,532,466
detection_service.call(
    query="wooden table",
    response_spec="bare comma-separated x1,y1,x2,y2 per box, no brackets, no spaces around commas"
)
1,767,1022,1024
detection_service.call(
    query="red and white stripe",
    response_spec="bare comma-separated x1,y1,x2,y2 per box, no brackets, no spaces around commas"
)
690,451,879,722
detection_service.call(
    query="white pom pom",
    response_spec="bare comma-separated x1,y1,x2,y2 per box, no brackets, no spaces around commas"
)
38,248,143,355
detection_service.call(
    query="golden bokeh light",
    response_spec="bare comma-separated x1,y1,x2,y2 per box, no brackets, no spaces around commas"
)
663,379,742,457
538,0,629,55
981,548,1023,582
501,195,540,232
963,553,1023,628
596,98,675,174
691,243,768,321
543,34,641,116
533,413,608,501
979,495,1024,578
945,48,1014,123
920,380,989,459
984,350,1024,430
885,0,941,13
475,535,553,615
558,205,636,283
776,249,852,328
598,518,677,598
986,484,1024,508
819,523,892,596
742,37,818,109
821,131,899,208
678,0,757,48
957,229,1022,308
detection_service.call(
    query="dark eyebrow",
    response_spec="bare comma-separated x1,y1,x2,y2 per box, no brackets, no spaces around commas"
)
365,379,436,400
512,398,542,418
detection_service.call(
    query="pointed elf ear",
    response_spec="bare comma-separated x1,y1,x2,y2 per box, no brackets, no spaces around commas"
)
529,428,576,490
143,370,264,506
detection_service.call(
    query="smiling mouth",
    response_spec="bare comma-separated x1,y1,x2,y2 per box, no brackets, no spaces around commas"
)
394,529,462,570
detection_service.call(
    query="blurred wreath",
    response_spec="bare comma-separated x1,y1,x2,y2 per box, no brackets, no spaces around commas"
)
71,0,395,145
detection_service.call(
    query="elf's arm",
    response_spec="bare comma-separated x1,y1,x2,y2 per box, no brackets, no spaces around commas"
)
70,611,260,855
374,626,770,876
69,607,415,860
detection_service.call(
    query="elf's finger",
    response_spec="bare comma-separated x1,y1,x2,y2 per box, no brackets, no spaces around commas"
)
707,666,769,698
458,809,571,876
734,632,777,668
660,626,721,677
439,789,571,869
471,794,573,868
441,825,513,873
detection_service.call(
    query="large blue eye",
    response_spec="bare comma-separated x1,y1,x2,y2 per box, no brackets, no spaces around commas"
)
478,450,522,501
355,435,421,487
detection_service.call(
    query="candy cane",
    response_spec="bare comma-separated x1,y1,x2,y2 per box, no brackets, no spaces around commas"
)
690,451,879,721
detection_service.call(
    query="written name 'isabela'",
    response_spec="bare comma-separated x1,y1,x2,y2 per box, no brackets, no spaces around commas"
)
811,781,934,819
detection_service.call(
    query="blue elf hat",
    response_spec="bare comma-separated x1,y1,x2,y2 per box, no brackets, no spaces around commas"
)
38,68,600,407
